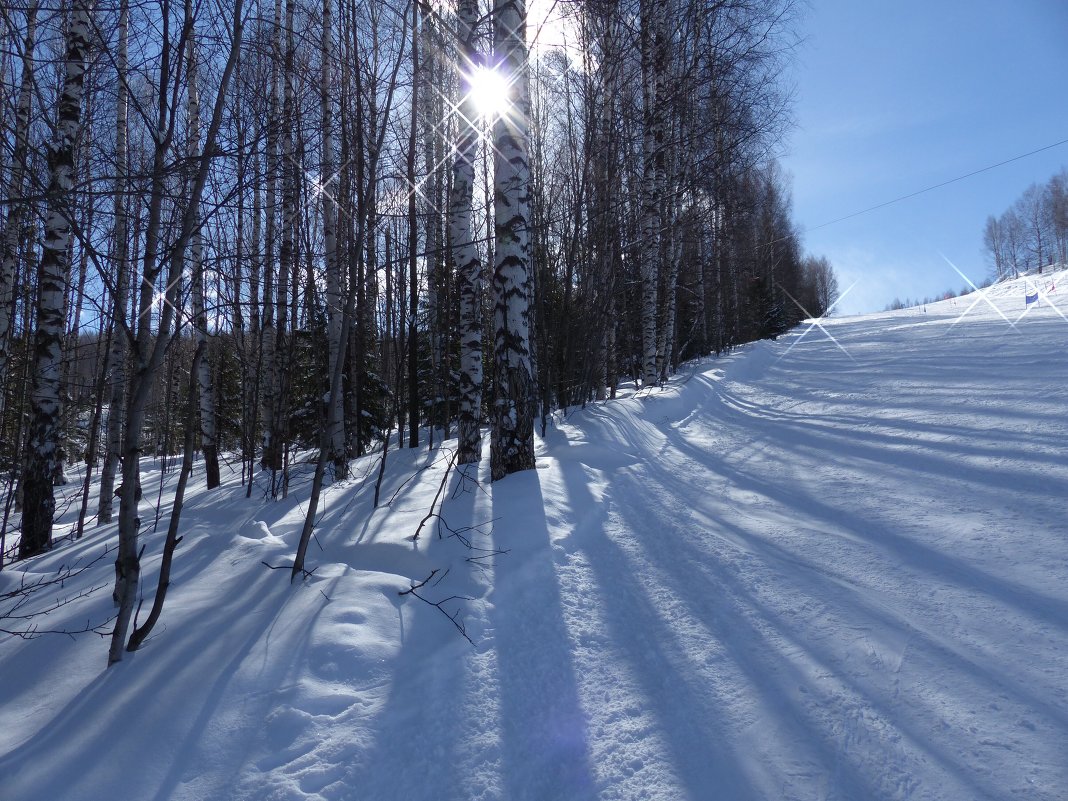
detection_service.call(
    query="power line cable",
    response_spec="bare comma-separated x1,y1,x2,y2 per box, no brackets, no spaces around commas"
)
805,136,1068,234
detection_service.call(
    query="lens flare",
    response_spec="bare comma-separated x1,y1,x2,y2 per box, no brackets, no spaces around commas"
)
467,64,511,120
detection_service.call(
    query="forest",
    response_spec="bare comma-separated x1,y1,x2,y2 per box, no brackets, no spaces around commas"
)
0,0,837,658
983,167,1068,281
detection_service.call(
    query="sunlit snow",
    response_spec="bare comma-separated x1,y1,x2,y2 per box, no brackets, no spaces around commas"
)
2,269,1066,801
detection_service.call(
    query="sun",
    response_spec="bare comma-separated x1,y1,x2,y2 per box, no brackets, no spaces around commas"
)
466,64,512,121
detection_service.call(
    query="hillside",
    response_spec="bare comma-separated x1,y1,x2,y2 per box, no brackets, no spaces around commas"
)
2,269,1067,801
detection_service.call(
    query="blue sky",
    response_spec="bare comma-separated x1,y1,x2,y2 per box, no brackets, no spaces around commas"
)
781,0,1068,315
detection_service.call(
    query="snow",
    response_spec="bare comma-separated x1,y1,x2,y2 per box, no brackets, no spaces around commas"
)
2,270,1068,800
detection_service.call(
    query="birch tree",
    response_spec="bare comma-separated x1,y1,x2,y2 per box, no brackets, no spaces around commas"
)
320,0,346,479
406,0,421,449
587,2,622,401
983,215,1007,281
186,2,221,489
1018,183,1051,273
1051,170,1067,267
110,0,244,663
451,0,483,464
260,0,283,473
420,5,444,445
490,0,535,480
638,0,665,387
272,0,298,483
20,0,91,558
0,3,37,424
97,0,129,523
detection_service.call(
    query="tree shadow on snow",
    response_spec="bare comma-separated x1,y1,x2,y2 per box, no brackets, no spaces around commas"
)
0,544,315,801
489,468,598,801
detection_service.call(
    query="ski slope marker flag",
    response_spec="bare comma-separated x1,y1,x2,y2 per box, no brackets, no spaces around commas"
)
1025,290,1038,306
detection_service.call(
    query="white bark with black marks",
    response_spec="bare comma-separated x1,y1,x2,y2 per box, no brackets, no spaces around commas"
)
321,0,346,479
21,0,91,558
638,0,665,387
266,0,297,481
490,0,536,481
186,8,220,489
406,0,421,450
110,0,244,664
260,0,283,472
451,0,483,465
98,0,129,524
0,3,38,424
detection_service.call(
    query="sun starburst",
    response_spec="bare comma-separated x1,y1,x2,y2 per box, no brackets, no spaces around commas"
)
942,254,1019,333
778,279,859,363
465,64,512,122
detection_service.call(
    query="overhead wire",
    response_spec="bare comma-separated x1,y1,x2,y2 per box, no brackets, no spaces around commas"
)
805,136,1068,234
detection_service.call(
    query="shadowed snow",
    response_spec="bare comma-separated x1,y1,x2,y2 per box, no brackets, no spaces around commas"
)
1,270,1066,800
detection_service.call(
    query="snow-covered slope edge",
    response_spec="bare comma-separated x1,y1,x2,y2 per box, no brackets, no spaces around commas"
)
1,270,1067,801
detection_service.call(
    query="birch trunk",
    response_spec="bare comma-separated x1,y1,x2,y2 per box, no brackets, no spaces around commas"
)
638,0,663,387
260,0,283,471
293,5,410,575
233,55,256,484
0,3,37,424
268,0,297,483
56,108,96,489
406,0,420,448
111,0,181,661
420,8,439,444
320,0,346,479
693,225,707,351
110,0,244,663
657,118,684,379
490,0,535,481
20,0,91,558
590,6,619,401
657,220,681,379
451,0,483,464
126,340,203,651
97,0,129,523
186,8,220,489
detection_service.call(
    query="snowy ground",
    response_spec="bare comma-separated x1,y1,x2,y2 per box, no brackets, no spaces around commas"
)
2,270,1067,801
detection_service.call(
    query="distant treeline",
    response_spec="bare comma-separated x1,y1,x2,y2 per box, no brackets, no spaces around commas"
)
882,279,992,313
983,168,1068,280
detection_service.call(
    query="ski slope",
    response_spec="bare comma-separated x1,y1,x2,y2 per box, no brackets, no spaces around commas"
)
2,269,1067,800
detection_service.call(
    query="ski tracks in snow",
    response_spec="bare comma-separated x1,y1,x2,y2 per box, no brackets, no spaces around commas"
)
3,275,1068,801
530,295,1068,800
